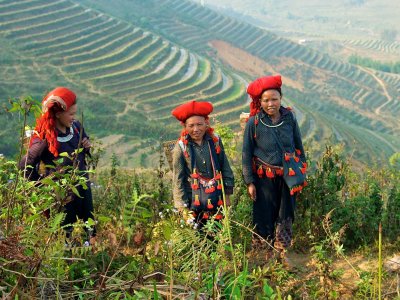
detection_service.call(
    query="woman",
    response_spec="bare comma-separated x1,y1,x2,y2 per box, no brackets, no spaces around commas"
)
19,87,95,245
242,75,306,263
171,100,234,228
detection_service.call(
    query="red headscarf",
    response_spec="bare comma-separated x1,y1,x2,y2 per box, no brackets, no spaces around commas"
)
172,100,217,146
247,75,282,117
171,100,213,123
33,87,77,157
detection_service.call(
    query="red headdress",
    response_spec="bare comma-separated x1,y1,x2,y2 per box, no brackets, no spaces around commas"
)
247,75,282,117
33,87,77,157
171,100,213,123
172,100,220,156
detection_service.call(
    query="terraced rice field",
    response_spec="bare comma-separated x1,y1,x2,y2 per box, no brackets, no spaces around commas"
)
0,0,399,166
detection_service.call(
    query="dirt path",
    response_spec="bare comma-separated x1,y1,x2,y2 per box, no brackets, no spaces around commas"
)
358,66,393,115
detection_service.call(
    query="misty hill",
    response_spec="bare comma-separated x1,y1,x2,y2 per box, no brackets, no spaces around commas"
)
0,0,399,167
194,0,400,41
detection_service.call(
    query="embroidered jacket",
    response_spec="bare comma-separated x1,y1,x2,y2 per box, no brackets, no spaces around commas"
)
242,107,306,185
172,133,235,209
19,120,89,180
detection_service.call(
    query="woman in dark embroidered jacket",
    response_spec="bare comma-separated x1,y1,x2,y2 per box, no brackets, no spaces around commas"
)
19,87,95,246
242,75,307,266
171,100,234,229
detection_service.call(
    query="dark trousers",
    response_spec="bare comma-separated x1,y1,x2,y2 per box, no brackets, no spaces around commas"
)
253,176,295,248
63,185,96,237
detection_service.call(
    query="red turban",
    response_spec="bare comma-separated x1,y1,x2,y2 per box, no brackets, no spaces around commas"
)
32,87,77,157
246,75,282,117
42,87,76,112
247,75,282,101
171,100,213,122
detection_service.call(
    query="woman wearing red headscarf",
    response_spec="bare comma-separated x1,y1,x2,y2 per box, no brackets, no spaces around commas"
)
171,100,234,229
242,75,306,265
19,87,95,245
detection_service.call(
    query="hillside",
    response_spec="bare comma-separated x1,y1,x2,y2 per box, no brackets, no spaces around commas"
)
194,0,400,63
0,0,399,167
194,0,400,40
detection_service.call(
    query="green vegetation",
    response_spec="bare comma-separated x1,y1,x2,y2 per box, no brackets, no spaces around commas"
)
349,54,400,74
0,0,399,168
1,105,399,298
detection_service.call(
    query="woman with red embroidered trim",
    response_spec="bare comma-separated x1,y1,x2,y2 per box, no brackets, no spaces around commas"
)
19,87,95,246
171,100,234,228
242,75,307,264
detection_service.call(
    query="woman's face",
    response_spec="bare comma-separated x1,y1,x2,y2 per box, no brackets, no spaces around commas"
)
260,89,282,118
56,104,77,130
185,115,207,143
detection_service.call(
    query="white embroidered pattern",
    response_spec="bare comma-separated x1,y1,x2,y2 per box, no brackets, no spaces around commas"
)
57,127,74,142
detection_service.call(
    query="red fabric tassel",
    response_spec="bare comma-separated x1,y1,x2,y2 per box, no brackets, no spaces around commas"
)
194,195,200,206
217,184,222,190
207,199,214,209
284,153,290,161
294,156,300,162
216,146,221,154
191,168,199,179
295,149,301,155
276,169,284,176
301,167,306,174
203,213,209,220
303,180,308,187
184,151,189,158
215,214,223,220
302,162,307,168
266,168,275,178
214,173,221,180
290,189,295,196
288,168,295,176
257,166,263,178
218,197,223,206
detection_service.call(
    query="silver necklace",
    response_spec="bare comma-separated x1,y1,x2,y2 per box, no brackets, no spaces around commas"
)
259,118,283,128
57,127,74,142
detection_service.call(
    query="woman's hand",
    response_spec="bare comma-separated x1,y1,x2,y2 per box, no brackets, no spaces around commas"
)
82,137,91,149
247,183,257,201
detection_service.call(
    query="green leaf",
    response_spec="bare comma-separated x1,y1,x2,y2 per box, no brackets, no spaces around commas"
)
162,224,172,240
71,185,81,197
40,177,56,186
97,215,112,223
263,282,274,297
59,152,70,157
8,102,21,112
86,218,96,227
153,282,160,300
51,213,64,232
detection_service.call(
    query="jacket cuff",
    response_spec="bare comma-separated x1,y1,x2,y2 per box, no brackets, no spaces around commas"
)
243,175,255,185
